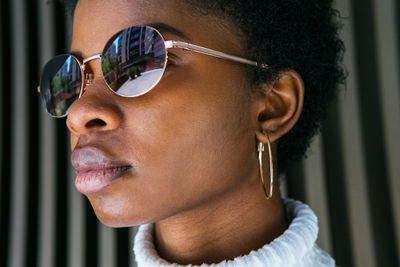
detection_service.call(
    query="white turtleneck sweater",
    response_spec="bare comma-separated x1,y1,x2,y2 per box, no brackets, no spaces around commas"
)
133,198,336,267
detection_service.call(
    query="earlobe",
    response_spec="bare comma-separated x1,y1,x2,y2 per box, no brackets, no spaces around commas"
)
255,70,304,144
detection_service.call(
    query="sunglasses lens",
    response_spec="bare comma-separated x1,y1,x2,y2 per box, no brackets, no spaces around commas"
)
102,26,166,97
39,55,82,117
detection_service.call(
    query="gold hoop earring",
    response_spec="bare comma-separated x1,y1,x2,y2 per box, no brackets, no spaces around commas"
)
257,132,273,199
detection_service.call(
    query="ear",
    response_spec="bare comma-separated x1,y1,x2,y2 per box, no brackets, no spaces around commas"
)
254,70,304,144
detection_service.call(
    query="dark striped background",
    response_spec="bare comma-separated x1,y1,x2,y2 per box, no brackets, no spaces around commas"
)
1,0,399,266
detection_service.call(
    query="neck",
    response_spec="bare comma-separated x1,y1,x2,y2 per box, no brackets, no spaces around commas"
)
154,172,287,265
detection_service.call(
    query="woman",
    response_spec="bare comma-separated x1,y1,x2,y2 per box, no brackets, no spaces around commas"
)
38,0,345,265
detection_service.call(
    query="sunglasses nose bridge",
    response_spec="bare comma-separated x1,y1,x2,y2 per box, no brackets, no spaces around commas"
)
82,54,102,65
79,54,102,95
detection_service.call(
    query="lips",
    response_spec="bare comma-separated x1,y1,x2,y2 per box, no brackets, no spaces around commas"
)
71,147,132,194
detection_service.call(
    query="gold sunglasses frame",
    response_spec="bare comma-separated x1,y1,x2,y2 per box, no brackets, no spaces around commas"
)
38,25,268,118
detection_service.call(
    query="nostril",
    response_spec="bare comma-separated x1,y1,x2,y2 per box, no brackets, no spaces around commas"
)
85,118,107,128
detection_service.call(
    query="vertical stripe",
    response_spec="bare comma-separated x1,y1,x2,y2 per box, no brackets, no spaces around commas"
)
372,0,400,258
335,1,377,266
397,0,400,80
0,0,12,265
302,135,332,254
0,0,3,202
99,224,116,267
8,0,28,266
0,0,4,231
37,0,56,266
321,99,354,267
54,122,69,267
38,114,56,267
25,0,41,265
0,1,5,266
86,201,99,267
117,228,131,266
67,170,85,267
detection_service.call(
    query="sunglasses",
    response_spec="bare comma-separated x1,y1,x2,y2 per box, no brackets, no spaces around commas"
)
38,25,267,118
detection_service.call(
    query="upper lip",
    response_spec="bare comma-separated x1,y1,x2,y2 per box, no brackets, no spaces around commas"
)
71,146,131,174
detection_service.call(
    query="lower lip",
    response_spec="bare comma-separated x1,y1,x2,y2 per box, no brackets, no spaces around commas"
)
75,166,131,194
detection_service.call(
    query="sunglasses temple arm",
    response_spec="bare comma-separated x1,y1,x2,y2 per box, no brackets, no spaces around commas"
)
164,40,268,69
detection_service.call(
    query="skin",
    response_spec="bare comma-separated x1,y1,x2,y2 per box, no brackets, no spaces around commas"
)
66,0,304,264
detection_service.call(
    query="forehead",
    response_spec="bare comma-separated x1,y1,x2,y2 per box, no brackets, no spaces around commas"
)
71,0,243,57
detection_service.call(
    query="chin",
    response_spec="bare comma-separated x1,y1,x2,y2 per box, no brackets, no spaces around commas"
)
87,194,148,227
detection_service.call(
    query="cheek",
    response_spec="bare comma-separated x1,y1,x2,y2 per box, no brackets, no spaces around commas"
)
142,71,254,214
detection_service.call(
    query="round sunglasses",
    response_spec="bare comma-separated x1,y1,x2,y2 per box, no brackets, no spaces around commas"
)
38,25,268,118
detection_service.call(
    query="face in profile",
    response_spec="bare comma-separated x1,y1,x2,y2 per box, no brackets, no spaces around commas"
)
66,0,260,227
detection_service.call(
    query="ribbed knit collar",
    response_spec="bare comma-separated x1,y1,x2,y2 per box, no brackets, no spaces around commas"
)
133,198,335,267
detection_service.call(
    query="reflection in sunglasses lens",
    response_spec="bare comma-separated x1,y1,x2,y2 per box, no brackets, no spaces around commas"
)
101,26,167,97
40,55,82,117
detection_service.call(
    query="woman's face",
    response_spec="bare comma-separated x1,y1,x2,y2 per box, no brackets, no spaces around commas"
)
67,0,259,226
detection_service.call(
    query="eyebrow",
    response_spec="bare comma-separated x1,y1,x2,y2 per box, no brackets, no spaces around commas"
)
147,22,191,42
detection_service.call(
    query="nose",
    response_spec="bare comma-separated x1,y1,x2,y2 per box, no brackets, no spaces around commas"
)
66,80,123,135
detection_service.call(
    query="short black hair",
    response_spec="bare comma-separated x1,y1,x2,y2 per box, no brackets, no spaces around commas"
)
60,0,346,174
